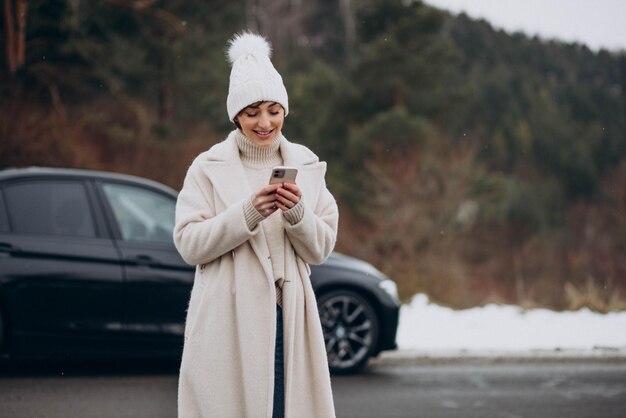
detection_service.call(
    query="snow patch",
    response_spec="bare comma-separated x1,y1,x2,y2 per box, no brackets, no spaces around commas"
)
397,294,626,352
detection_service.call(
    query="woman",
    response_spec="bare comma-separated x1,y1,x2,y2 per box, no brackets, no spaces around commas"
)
173,31,338,418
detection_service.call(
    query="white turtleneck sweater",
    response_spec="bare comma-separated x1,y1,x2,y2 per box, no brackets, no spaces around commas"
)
235,130,304,306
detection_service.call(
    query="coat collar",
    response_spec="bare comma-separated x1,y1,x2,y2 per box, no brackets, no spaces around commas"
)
198,130,325,208
203,130,319,165
195,131,327,282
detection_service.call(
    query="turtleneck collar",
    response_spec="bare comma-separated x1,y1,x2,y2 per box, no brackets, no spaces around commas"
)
235,129,283,168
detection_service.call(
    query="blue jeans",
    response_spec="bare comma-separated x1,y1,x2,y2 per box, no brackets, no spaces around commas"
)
273,305,284,418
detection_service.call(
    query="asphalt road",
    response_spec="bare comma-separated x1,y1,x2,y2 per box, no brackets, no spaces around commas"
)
1,358,625,418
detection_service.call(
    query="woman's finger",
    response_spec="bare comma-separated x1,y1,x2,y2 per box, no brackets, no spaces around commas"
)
274,199,292,212
281,182,301,197
252,184,281,211
274,193,299,211
277,185,300,203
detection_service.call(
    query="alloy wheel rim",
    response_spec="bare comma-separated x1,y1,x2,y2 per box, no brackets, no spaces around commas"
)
319,294,373,369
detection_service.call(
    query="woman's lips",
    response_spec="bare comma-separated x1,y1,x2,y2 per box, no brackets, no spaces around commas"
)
254,129,274,138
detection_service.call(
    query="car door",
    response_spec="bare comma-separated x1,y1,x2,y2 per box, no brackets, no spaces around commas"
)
0,177,124,356
97,180,193,356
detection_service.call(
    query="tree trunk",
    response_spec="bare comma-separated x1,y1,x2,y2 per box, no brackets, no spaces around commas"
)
245,0,309,65
339,0,355,62
513,250,527,306
2,0,28,75
3,0,16,74
15,0,26,68
69,0,80,30
158,56,174,124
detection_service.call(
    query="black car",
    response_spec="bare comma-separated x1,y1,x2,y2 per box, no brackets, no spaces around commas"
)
0,167,399,374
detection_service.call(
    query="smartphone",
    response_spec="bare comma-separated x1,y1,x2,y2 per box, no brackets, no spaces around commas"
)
269,166,298,184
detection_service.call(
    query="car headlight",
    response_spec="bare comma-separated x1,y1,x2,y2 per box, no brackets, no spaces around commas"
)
378,279,400,305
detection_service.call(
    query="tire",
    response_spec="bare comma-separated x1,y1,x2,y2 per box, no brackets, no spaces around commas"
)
317,289,379,375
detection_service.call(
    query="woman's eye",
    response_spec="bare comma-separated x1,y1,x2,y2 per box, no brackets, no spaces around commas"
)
270,111,279,116
245,113,258,117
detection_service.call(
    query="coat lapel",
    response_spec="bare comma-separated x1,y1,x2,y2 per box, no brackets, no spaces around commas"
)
194,131,328,284
197,133,274,282
280,139,326,209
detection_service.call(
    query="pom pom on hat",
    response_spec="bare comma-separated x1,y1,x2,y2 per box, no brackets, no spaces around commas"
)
226,31,289,121
227,32,272,64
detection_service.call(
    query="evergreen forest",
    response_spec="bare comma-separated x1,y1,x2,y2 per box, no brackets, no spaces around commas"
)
2,0,625,311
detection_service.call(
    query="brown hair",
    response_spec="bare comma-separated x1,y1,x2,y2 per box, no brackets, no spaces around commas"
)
233,101,283,129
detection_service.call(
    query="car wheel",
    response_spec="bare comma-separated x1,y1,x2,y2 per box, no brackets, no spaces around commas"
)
317,289,379,374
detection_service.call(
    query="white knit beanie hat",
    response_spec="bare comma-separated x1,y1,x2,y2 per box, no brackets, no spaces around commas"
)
226,32,289,121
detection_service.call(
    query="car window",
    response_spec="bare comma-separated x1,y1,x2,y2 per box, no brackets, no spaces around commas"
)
0,191,9,232
102,183,175,244
4,181,97,237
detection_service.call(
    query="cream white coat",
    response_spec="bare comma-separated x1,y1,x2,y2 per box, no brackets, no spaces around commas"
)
173,131,338,418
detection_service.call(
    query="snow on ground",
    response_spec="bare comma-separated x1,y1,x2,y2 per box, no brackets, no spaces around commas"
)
396,294,626,355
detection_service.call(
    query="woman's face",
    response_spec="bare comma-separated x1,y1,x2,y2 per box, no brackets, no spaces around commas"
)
235,101,285,147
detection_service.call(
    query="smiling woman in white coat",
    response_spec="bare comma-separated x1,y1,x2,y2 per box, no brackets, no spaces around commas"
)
173,31,339,418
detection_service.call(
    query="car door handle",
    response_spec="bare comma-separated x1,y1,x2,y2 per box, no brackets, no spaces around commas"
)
0,242,21,255
126,255,158,267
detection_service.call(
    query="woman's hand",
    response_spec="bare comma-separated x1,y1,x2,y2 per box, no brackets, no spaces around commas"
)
252,183,281,217
274,182,302,212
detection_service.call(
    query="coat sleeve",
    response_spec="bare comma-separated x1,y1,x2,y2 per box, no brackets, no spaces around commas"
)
283,179,338,265
173,161,259,266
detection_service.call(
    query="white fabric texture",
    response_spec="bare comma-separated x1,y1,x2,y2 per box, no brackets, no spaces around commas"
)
174,130,338,417
226,32,289,121
236,130,286,306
